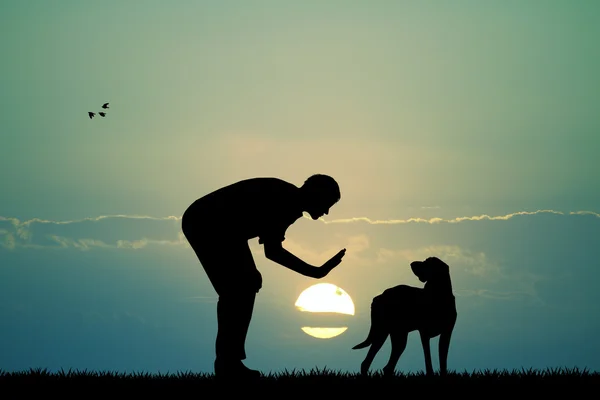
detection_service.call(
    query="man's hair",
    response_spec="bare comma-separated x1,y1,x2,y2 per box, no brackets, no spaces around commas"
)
302,174,341,203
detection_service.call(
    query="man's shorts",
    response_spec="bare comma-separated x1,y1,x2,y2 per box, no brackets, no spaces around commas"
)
182,213,261,296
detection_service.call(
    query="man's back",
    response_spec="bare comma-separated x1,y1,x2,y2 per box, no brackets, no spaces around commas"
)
183,177,303,242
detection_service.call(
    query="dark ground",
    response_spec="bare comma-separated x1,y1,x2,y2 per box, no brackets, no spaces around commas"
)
1,367,597,396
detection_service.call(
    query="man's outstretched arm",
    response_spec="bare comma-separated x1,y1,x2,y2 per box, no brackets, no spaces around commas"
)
263,242,345,279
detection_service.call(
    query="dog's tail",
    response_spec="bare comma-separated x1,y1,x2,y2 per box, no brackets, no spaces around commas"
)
352,331,373,350
352,296,384,350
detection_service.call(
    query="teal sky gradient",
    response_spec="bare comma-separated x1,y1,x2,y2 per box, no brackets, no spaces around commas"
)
1,1,599,374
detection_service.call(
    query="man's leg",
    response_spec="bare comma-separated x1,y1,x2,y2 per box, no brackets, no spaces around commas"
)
184,232,261,377
235,289,257,360
216,290,256,361
213,242,261,378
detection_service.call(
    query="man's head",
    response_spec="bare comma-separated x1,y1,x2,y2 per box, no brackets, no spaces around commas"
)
300,174,341,220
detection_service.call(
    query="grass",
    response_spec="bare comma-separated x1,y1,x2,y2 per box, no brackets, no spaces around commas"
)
1,367,597,395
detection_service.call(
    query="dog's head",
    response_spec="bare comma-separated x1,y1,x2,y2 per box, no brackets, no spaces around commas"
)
410,256,450,284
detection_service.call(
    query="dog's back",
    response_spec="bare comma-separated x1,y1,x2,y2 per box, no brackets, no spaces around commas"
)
352,285,424,350
377,284,425,320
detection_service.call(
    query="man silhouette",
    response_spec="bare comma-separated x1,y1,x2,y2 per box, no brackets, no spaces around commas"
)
181,174,346,379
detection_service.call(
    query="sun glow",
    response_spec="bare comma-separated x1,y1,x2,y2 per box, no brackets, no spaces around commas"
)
295,283,355,315
300,327,348,339
295,283,355,339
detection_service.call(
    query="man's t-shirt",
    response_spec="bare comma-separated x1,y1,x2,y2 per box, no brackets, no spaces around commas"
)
184,177,304,245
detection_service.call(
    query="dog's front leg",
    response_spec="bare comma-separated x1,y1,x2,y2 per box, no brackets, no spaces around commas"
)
419,331,434,376
439,321,456,376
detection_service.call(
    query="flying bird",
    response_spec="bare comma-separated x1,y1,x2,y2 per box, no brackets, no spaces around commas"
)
88,112,95,119
102,103,109,109
98,112,106,117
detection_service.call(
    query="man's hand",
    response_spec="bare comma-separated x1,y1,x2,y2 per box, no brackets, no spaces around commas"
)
316,248,346,278
264,242,346,279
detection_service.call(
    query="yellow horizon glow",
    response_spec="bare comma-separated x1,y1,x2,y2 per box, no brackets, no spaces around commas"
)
301,327,348,339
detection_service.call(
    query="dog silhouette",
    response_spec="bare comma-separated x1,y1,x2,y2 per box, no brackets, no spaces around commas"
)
353,256,457,377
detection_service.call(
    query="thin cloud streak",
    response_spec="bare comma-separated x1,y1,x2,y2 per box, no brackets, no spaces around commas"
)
315,209,599,225
1,209,598,230
0,215,182,227
1,209,598,251
569,211,600,218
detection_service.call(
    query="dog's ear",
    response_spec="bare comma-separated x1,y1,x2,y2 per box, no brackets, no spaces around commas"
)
411,261,430,283
429,256,450,274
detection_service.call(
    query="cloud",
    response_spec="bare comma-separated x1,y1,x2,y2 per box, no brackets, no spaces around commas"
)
361,243,541,303
0,214,186,251
569,211,600,218
48,236,113,250
455,247,544,303
0,229,16,250
0,209,597,252
376,244,501,277
316,209,573,225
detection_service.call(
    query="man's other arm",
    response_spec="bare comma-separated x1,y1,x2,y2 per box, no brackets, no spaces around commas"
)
263,242,324,279
263,241,345,279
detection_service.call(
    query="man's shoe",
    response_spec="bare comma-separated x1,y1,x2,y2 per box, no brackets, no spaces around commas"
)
237,362,261,379
214,358,261,380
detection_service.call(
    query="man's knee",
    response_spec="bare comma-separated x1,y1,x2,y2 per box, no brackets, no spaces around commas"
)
219,283,259,299
208,267,259,297
186,238,259,293
217,291,256,318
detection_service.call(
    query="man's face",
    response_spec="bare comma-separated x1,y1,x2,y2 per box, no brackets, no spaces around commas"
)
308,197,337,220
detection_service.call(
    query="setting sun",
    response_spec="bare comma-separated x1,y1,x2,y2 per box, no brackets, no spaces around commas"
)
295,283,355,315
295,283,355,339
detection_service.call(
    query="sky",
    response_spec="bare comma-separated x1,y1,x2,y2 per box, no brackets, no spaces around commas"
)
1,0,599,375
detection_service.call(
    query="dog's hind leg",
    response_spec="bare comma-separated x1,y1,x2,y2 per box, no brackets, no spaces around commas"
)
383,331,408,377
360,331,388,377
353,296,385,350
